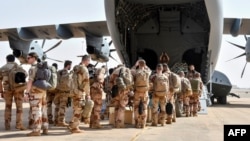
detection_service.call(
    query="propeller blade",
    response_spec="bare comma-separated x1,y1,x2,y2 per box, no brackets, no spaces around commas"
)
226,52,246,62
244,35,248,41
241,61,248,78
227,41,245,50
110,49,116,52
109,40,112,46
46,57,63,63
109,54,119,63
41,39,46,48
44,40,62,53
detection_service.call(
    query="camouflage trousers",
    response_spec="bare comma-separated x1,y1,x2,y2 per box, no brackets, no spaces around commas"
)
133,91,149,128
183,94,190,116
90,85,103,128
57,92,69,124
4,91,25,128
28,87,48,132
152,94,166,126
68,93,83,130
189,92,200,116
113,90,129,128
46,91,55,122
53,93,60,124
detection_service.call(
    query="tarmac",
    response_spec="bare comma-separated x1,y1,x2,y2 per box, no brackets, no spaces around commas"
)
0,93,250,141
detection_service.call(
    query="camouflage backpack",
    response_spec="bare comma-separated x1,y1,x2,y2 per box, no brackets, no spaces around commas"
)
134,69,150,92
119,67,133,89
153,74,169,97
1,63,27,91
169,72,181,93
56,70,73,91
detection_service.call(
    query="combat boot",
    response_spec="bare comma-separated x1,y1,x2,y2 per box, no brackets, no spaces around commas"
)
56,122,69,127
70,127,84,133
166,117,172,124
42,129,48,135
91,124,103,129
16,124,26,130
5,121,10,130
28,119,34,129
27,131,41,136
48,119,54,124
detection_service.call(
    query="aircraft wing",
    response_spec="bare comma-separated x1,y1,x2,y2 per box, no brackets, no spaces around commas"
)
0,21,109,41
223,18,250,36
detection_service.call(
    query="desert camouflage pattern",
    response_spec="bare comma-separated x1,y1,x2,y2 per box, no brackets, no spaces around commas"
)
53,93,60,124
68,64,90,130
57,91,69,124
29,87,48,132
3,91,25,129
46,90,56,123
133,91,149,128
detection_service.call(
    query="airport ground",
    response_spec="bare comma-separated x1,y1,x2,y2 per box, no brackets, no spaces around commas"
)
0,89,250,141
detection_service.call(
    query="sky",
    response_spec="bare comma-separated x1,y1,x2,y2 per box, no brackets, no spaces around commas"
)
0,0,250,88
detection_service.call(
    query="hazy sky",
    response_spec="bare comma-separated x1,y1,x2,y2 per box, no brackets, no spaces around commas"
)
0,0,250,88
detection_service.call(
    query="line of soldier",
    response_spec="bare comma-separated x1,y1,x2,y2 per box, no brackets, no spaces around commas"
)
0,53,203,137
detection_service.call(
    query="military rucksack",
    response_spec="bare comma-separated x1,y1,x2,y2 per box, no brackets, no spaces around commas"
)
153,74,169,97
181,77,192,96
56,70,73,91
33,61,57,90
1,63,27,91
190,79,201,93
169,72,181,93
134,69,149,92
48,65,57,91
119,67,133,88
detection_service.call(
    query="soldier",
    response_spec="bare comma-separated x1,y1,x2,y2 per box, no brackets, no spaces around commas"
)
68,55,91,133
0,54,27,130
162,63,180,124
89,66,106,128
178,71,192,117
47,63,58,124
131,59,151,128
189,72,203,117
24,52,49,136
109,64,133,128
150,64,169,126
55,60,72,127
186,64,198,79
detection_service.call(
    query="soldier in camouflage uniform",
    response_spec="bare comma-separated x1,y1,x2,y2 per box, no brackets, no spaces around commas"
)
68,55,91,133
89,66,106,129
47,63,58,124
189,72,203,117
55,60,72,127
24,52,49,136
150,64,169,126
0,54,27,130
131,59,151,128
178,71,192,117
109,65,132,128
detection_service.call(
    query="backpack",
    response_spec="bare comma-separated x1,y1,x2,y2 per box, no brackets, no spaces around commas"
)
181,77,192,96
153,74,169,97
120,67,133,88
169,72,181,93
48,66,57,91
190,79,201,93
8,64,27,91
1,63,27,91
134,69,149,92
33,61,55,90
56,70,73,91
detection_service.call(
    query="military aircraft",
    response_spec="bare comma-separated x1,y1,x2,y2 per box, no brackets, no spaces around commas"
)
0,0,249,104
